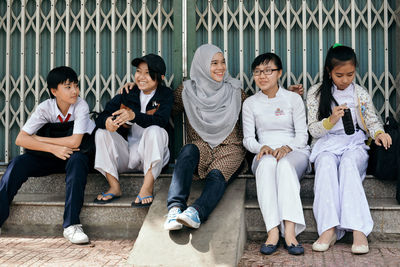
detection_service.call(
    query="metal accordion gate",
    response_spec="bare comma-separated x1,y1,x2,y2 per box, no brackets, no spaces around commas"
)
0,0,399,163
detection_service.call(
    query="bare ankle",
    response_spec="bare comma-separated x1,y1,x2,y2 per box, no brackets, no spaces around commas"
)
353,231,368,244
266,228,279,244
317,228,335,243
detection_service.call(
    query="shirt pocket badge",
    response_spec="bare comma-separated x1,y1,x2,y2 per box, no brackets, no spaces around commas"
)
275,108,285,116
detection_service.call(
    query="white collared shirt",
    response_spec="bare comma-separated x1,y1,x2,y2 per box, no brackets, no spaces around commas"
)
22,97,96,135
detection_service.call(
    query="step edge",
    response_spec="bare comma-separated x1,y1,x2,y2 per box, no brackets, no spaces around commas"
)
0,170,380,180
245,198,400,210
11,193,138,208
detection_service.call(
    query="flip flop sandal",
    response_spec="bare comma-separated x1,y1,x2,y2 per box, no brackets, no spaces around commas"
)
93,192,121,204
131,195,153,208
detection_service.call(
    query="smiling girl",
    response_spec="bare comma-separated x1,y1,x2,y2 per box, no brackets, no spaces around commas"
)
163,44,246,231
242,53,310,256
94,54,173,207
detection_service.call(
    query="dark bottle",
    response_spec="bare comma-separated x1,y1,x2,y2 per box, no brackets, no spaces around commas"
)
342,108,355,135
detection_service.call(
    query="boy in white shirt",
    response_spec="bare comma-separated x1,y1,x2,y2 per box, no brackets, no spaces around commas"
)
0,66,96,244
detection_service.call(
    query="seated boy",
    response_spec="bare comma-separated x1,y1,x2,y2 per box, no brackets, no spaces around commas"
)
0,66,95,244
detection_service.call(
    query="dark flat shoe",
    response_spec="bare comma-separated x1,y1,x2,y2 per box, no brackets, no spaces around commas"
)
284,242,304,255
260,240,280,255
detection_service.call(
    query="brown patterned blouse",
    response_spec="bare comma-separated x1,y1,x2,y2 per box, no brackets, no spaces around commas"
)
173,84,247,181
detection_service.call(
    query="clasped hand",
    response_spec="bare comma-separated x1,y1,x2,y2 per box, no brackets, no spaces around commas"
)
257,145,292,161
106,108,135,132
53,146,79,160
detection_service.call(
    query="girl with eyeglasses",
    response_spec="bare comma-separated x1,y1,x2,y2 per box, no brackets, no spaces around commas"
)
242,53,310,255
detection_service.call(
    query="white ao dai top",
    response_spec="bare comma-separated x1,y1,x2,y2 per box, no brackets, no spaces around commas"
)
242,87,310,156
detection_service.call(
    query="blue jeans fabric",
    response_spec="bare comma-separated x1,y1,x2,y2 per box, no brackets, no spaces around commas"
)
0,152,88,228
167,144,228,222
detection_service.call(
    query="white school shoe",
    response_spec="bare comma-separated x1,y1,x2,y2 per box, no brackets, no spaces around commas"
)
351,244,369,254
312,233,337,252
63,224,89,244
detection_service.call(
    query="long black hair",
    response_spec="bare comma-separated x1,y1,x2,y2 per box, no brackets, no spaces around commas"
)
317,45,357,120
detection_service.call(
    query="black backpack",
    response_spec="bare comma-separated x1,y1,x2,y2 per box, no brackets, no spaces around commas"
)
26,121,96,159
367,116,400,203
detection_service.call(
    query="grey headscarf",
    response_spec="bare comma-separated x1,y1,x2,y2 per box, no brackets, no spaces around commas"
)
182,44,242,148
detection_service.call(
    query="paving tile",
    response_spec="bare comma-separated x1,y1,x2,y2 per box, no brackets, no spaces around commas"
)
239,242,400,267
0,236,134,266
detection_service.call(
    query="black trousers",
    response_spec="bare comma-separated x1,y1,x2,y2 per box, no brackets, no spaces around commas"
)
0,152,89,228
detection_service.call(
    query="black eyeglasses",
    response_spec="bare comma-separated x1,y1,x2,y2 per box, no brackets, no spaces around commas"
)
253,68,280,76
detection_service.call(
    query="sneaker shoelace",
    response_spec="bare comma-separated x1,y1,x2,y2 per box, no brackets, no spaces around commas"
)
184,208,198,219
167,208,181,221
69,224,84,235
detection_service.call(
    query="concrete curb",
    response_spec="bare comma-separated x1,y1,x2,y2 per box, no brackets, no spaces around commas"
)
127,179,246,267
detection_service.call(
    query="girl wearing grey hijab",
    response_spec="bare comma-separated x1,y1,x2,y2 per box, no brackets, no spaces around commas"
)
182,44,242,148
164,44,247,231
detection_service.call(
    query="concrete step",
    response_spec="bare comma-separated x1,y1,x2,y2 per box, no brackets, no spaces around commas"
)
245,197,400,243
2,170,396,199
245,174,397,199
127,179,246,267
1,192,148,239
10,172,172,195
1,167,399,244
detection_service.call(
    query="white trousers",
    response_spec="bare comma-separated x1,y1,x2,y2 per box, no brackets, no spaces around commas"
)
94,126,170,181
313,147,373,239
252,151,309,236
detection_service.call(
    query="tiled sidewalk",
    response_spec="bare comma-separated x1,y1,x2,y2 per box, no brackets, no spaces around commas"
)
1,236,400,266
0,236,133,266
239,242,400,267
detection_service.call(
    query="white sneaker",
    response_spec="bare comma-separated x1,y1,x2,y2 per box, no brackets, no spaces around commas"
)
176,207,201,229
164,207,183,231
63,224,89,244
